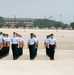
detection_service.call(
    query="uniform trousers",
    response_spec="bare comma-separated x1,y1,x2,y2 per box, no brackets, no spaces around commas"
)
46,47,49,56
6,47,10,55
0,49,2,58
18,48,23,56
29,45,35,60
49,45,55,60
12,44,18,59
2,47,7,57
34,48,38,58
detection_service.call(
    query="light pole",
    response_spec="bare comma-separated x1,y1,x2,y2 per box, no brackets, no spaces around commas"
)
60,14,62,22
73,16,74,22
49,16,53,20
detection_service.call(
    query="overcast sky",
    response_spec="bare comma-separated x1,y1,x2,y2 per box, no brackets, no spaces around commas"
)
0,0,74,24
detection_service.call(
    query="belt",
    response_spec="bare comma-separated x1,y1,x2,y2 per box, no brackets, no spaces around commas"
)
12,44,17,45
29,44,34,46
50,45,55,46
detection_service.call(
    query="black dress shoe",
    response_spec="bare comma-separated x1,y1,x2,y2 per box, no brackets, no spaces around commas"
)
13,58,17,60
50,58,52,60
53,58,54,60
13,58,15,60
50,58,54,60
0,56,3,59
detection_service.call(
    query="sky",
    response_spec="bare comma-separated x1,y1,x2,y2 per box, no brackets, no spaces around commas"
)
0,0,74,24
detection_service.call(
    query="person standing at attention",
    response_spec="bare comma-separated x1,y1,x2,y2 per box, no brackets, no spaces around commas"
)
18,35,24,57
5,34,11,55
2,33,7,57
0,32,3,59
11,32,19,60
34,35,38,58
28,33,36,60
44,35,50,57
47,34,57,60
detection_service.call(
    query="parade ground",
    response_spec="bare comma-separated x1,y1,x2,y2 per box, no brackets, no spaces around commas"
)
0,29,74,75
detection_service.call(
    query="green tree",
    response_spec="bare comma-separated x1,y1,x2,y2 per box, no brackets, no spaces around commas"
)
0,16,5,27
15,22,26,28
70,22,74,29
5,24,11,28
0,23,4,27
54,23,62,29
33,19,55,28
62,24,68,29
33,19,69,29
0,16,4,24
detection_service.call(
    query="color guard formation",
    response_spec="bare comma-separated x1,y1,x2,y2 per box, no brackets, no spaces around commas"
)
0,31,56,60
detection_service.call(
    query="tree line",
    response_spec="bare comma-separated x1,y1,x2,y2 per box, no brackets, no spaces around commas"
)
0,16,74,29
33,19,69,29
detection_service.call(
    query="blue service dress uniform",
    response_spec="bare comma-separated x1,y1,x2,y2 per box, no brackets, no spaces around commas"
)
28,38,36,60
47,38,56,60
11,36,19,60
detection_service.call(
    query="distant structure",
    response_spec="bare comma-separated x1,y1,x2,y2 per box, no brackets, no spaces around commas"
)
4,18,35,27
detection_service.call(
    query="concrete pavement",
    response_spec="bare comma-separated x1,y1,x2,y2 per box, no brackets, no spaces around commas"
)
0,50,74,75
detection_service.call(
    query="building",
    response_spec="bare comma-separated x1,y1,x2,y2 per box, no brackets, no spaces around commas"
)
4,18,35,27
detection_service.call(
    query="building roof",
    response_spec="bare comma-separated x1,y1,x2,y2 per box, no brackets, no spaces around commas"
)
4,18,37,21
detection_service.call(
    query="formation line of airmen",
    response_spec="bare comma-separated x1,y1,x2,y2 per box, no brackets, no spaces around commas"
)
0,32,24,60
0,31,56,60
0,32,10,58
